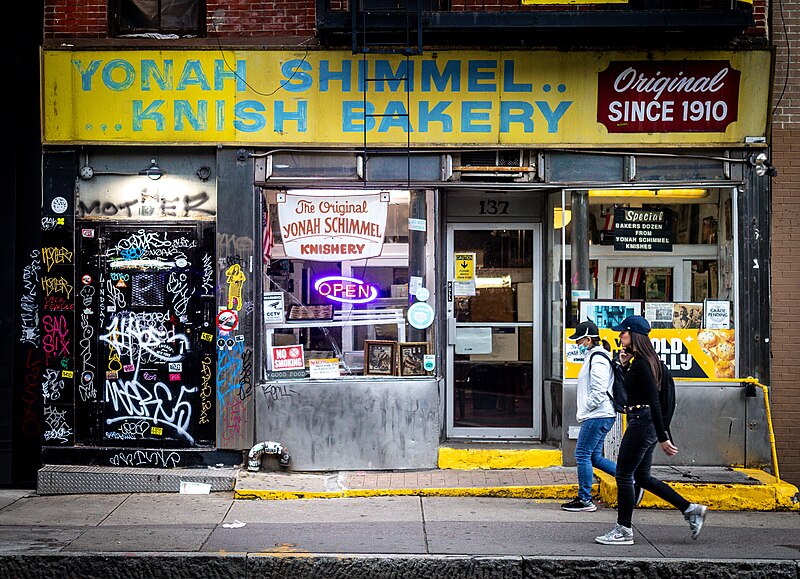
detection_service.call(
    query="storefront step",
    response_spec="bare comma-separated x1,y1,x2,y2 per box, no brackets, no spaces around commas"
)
36,465,238,495
437,443,563,470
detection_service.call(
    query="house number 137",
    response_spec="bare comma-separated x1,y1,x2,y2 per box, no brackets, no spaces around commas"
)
478,200,509,215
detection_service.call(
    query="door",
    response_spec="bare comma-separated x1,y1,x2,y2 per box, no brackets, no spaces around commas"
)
446,223,542,438
78,223,216,447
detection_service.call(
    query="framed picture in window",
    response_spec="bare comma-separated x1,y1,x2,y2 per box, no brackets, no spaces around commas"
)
578,300,643,330
398,342,429,377
673,303,704,329
364,340,396,376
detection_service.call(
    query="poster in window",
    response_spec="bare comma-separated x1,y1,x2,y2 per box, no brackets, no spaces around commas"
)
578,300,643,329
645,302,674,329
673,303,703,329
704,300,731,330
398,342,429,376
701,216,718,244
364,340,396,376
644,268,671,302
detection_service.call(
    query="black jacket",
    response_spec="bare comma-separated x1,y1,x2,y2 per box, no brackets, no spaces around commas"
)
622,357,670,443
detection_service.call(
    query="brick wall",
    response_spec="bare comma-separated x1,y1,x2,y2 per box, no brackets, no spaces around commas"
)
43,1,767,39
206,1,315,37
770,0,800,486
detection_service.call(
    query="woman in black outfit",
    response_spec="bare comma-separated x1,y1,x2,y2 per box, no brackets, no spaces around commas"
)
594,315,708,546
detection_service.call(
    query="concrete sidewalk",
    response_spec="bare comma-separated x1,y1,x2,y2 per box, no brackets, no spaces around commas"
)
0,489,798,578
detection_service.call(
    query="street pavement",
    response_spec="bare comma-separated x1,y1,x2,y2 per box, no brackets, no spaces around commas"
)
0,488,798,578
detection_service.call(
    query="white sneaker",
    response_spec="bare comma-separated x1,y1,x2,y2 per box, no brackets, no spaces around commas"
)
684,503,708,539
594,523,634,545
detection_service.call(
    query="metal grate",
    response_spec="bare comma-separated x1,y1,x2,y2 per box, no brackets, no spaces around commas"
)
131,272,165,307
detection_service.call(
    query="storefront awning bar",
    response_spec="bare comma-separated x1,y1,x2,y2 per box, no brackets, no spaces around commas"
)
257,180,741,191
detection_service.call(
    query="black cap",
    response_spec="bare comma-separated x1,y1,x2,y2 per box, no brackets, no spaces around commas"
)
611,315,651,335
568,320,600,341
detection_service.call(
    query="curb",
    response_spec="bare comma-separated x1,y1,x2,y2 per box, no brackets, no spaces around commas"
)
234,468,800,511
594,469,800,512
1,553,797,579
234,484,580,501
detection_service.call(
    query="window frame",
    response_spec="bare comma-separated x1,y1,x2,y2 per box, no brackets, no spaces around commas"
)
109,0,206,38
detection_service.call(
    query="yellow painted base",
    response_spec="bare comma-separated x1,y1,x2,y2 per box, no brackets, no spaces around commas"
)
594,469,799,512
437,446,563,470
234,484,579,501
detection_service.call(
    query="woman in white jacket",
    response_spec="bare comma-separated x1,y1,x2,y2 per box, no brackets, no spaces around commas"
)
561,320,617,512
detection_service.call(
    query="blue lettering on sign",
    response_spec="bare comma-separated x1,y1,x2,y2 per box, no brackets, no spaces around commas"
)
535,101,573,133
70,57,574,136
319,60,352,92
419,101,453,132
462,101,492,132
500,101,534,132
421,60,460,92
467,60,497,92
178,60,211,90
281,60,312,92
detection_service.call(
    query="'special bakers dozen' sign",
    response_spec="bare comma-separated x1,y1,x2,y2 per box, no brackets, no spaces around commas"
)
597,61,740,133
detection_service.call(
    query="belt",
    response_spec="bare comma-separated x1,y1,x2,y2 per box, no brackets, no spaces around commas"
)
626,404,650,411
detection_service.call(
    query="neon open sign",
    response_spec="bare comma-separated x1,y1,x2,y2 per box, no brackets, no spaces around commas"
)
314,275,378,304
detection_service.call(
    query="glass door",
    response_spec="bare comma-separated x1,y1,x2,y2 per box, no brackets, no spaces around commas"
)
446,223,542,438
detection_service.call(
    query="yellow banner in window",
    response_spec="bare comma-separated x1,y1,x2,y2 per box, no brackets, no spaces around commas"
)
564,328,736,380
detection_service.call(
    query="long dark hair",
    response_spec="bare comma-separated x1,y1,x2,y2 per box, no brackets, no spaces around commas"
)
589,337,612,352
630,332,662,388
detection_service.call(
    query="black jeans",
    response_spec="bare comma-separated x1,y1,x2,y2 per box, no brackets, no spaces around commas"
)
615,407,691,528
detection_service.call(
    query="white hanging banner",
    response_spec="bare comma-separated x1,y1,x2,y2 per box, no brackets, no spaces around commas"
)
278,190,389,262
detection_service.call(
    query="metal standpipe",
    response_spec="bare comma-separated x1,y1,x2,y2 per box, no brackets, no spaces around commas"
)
247,441,291,471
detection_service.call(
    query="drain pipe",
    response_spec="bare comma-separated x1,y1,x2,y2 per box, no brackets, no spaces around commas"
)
247,441,290,471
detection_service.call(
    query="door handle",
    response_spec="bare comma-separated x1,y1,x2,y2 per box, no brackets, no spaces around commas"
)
447,316,456,345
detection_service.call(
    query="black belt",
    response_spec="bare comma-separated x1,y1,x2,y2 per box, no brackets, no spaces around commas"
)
626,404,650,411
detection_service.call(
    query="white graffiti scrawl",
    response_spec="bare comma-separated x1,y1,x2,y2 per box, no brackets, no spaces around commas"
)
99,312,189,366
43,405,73,443
105,376,197,444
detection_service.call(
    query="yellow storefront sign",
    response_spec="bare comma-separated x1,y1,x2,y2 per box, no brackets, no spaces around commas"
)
564,328,736,380
41,49,770,147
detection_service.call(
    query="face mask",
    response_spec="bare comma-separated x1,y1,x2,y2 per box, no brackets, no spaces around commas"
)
577,343,589,355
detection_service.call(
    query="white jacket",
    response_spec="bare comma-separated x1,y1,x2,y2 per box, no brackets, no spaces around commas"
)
576,345,616,422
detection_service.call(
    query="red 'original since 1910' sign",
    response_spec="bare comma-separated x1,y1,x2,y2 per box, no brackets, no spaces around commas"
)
597,60,741,133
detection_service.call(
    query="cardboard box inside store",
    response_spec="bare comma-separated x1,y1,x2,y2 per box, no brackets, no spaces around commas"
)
471,327,519,362
470,287,514,322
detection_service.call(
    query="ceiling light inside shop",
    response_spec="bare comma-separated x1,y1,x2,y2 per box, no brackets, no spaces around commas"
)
475,275,511,289
588,189,708,199
554,207,572,229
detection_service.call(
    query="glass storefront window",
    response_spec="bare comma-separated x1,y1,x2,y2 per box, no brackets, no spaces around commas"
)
548,187,737,380
262,189,433,380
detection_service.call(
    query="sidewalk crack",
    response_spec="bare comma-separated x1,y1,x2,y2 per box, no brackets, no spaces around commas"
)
419,496,430,553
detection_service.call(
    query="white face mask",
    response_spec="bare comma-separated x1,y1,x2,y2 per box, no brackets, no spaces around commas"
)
577,343,589,355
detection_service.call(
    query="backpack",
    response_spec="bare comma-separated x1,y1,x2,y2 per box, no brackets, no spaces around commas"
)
588,351,627,414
